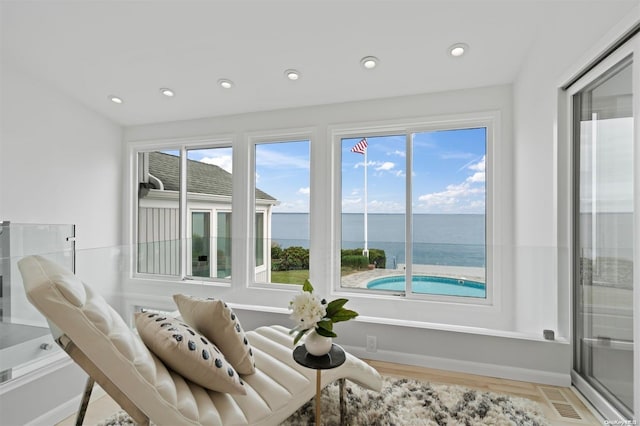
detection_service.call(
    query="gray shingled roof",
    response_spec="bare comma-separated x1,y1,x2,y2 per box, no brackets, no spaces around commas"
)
149,152,276,201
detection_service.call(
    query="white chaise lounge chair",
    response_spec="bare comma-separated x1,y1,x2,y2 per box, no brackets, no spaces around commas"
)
18,255,382,425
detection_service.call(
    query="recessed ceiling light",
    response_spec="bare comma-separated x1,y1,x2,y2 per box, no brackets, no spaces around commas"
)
218,79,234,89
108,95,123,104
449,43,469,57
360,56,379,69
160,88,175,97
285,69,301,81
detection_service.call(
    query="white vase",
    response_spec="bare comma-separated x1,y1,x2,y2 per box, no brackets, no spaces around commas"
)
304,329,333,356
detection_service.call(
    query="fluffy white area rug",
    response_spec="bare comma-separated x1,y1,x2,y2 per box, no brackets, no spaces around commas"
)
99,376,549,425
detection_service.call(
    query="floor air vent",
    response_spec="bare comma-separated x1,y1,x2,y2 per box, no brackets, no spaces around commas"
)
540,387,568,403
539,387,584,422
551,402,582,420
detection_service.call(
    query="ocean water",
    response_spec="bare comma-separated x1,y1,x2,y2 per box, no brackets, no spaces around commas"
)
271,213,485,268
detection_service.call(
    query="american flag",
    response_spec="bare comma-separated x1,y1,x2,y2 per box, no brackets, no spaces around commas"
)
351,138,368,155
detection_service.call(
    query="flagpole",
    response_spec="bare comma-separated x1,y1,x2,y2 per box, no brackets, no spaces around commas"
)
351,138,369,261
363,147,368,259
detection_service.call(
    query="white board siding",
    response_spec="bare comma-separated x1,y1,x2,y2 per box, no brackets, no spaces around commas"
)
138,207,179,275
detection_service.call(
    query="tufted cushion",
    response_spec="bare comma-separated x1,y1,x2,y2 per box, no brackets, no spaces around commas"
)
135,312,246,395
173,294,256,375
24,255,87,307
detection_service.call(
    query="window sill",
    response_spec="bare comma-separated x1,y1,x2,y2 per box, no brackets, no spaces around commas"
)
227,302,568,344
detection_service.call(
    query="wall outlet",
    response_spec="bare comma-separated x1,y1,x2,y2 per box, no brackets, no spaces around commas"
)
366,335,377,352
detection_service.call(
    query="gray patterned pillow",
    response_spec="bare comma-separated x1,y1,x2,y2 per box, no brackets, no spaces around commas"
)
134,312,246,394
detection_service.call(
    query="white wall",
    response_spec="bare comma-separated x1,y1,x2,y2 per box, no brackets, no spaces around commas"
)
512,3,640,338
0,61,124,425
0,63,123,249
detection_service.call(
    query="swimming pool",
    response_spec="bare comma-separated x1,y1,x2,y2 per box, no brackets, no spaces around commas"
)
366,275,486,298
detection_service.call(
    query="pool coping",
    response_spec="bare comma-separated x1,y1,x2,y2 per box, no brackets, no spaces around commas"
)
341,264,486,289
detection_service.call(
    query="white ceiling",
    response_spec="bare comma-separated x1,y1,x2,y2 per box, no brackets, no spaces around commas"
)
1,0,637,126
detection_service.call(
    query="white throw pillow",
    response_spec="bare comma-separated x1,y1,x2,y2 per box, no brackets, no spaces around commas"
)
135,312,246,394
173,294,256,375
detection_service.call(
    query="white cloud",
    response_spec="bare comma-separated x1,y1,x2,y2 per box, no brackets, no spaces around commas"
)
201,155,232,173
375,161,395,171
298,187,310,195
369,199,405,213
463,155,485,183
420,182,484,201
274,198,310,213
354,160,375,169
342,197,405,214
389,150,406,157
256,148,309,169
341,197,363,212
417,181,484,213
441,152,475,160
457,155,485,173
466,171,485,183
467,200,486,210
469,155,485,172
355,160,402,178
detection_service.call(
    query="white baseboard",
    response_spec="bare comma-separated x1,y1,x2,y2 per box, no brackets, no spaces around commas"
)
25,383,107,426
25,394,82,426
342,344,571,387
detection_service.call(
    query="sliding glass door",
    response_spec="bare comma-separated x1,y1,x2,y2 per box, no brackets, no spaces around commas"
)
572,52,635,419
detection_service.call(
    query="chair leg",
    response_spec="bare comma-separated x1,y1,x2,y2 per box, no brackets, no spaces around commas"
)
339,378,346,424
75,376,95,426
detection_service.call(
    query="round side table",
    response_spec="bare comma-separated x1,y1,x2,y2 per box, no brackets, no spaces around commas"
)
293,344,346,425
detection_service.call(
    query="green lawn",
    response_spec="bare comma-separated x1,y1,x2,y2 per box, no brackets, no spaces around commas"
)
270,267,367,285
271,270,309,285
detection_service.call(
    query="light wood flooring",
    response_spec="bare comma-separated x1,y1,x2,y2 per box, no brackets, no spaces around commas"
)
366,360,601,426
57,360,601,425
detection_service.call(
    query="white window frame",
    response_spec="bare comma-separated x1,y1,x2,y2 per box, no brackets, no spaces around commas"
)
214,208,233,280
254,211,266,268
248,129,314,289
187,208,212,277
331,112,499,306
561,35,640,420
130,137,234,286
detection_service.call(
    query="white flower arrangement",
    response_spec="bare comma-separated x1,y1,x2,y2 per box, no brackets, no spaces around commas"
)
288,279,358,344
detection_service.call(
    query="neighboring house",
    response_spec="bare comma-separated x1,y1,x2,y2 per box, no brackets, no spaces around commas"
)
137,151,278,281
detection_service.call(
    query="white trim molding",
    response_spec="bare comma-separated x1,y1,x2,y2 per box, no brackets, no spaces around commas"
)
343,344,571,387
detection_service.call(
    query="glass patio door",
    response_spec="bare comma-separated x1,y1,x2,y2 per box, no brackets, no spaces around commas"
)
573,54,635,419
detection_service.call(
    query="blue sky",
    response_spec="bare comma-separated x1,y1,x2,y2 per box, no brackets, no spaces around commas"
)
182,128,485,214
343,128,486,214
184,142,311,212
255,141,310,212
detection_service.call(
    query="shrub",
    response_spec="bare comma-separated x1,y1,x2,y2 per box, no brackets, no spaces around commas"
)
271,243,283,259
340,248,386,269
269,246,386,271
271,259,287,271
271,246,309,271
342,255,369,269
368,248,386,269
